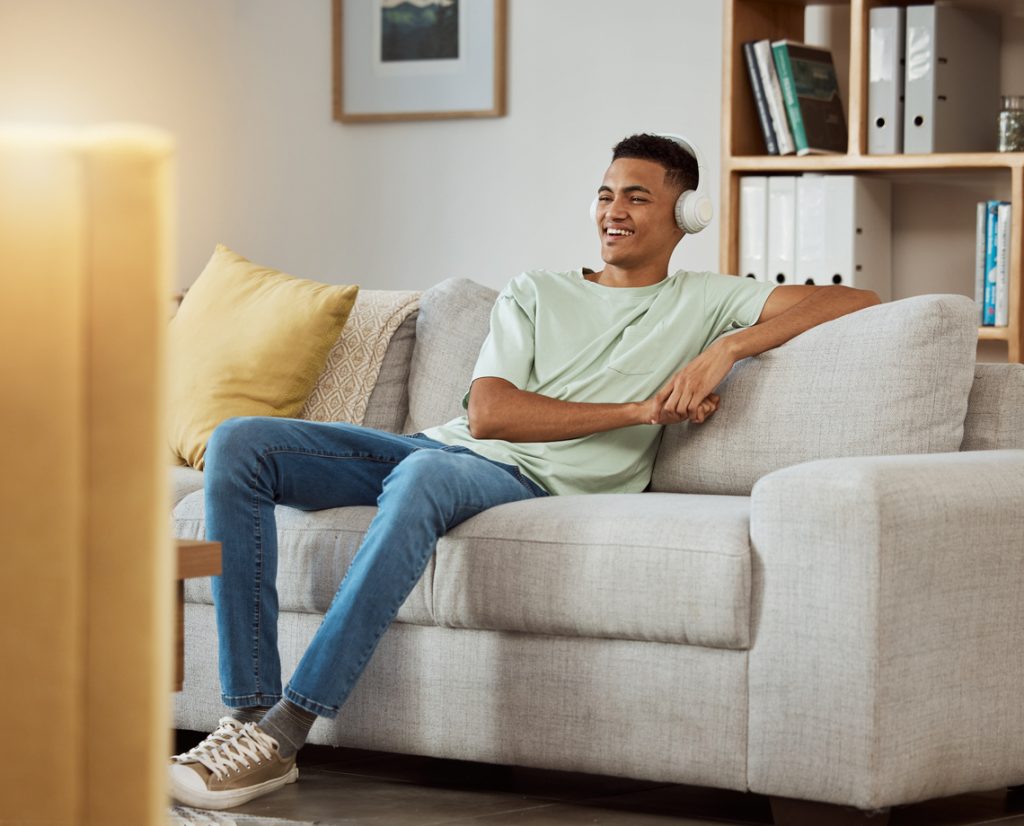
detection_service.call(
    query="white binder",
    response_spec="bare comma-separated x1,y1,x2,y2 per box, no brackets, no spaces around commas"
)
903,5,1001,154
823,176,892,302
868,6,905,154
795,174,827,285
739,176,768,282
767,176,796,286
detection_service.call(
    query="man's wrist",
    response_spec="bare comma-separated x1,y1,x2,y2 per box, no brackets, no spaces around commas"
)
714,334,743,363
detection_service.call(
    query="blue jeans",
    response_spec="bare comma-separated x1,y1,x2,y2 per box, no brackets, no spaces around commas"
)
203,417,548,718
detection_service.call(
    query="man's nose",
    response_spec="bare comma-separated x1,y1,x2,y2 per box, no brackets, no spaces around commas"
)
607,196,628,218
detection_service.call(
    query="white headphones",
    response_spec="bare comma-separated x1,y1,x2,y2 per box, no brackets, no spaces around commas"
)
590,132,713,234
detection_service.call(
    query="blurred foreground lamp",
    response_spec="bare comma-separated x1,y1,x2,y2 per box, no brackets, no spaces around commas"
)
0,126,174,826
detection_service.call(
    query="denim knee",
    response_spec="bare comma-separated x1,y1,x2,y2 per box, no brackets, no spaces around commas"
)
205,416,276,475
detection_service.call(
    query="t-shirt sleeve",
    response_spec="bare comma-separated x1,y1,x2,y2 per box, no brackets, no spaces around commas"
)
702,272,776,343
461,290,535,409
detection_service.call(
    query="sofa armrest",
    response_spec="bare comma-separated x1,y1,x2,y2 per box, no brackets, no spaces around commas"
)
748,450,1024,809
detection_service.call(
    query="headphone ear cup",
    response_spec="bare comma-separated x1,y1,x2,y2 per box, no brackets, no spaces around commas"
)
590,196,599,224
675,190,713,234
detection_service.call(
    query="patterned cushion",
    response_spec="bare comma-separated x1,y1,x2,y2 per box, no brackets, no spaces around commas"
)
651,294,979,495
301,290,419,427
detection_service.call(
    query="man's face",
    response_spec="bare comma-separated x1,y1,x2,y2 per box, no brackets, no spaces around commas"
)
595,157,684,269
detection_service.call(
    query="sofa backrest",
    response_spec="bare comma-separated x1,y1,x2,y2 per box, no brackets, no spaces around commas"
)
650,294,979,495
403,278,498,434
961,362,1024,451
397,279,1016,494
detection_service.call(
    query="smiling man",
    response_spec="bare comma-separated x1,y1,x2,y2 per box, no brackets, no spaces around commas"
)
169,132,880,811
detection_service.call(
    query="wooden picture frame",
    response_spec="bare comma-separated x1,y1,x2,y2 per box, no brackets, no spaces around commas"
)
333,0,507,123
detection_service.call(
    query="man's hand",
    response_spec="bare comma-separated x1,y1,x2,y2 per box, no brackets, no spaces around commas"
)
641,340,735,425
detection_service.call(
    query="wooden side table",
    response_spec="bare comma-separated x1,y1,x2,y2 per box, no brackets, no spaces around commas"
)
175,540,221,692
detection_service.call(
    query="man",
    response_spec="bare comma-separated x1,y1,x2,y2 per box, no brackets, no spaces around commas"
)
169,133,880,810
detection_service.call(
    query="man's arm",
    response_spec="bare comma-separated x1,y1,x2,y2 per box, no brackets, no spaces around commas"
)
654,284,880,420
467,377,716,442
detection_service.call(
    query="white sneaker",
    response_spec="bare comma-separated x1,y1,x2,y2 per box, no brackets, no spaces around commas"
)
169,722,298,810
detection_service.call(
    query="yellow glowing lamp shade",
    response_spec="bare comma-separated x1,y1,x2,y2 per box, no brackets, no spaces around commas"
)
0,125,175,826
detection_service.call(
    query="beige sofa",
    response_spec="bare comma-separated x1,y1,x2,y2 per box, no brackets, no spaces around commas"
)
172,277,1024,821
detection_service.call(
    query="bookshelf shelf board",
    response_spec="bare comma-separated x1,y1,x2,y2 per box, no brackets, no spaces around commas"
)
979,326,1013,341
728,153,1024,173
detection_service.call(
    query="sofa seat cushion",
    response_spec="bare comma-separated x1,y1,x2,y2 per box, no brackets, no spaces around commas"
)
433,493,753,649
172,465,205,508
172,491,434,625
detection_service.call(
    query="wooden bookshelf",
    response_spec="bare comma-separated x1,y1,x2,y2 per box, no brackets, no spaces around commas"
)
720,0,1024,363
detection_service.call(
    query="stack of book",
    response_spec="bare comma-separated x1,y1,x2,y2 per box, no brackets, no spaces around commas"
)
741,39,847,156
976,201,1013,326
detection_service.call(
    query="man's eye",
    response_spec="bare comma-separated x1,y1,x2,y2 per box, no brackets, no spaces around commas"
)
598,194,612,202
631,196,648,203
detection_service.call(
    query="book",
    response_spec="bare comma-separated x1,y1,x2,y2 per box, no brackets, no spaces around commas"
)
995,203,1012,327
974,202,987,324
742,41,779,155
752,39,795,155
771,40,847,155
983,200,999,326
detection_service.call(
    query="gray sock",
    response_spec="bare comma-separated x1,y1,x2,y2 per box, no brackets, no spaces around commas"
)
257,699,317,759
230,705,271,725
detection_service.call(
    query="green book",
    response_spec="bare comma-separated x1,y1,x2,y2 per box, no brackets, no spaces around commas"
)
771,40,847,155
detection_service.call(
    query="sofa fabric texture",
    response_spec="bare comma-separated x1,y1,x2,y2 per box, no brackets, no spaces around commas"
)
403,278,498,434
961,362,1024,450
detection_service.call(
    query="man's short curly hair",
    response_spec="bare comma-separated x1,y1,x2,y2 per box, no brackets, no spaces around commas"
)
611,133,699,193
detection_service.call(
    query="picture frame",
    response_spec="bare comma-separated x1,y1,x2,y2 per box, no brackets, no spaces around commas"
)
333,0,507,123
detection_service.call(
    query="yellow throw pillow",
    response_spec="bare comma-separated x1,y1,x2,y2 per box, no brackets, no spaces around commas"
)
168,244,358,470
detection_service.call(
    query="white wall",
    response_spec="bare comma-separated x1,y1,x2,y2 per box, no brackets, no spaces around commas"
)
0,0,724,292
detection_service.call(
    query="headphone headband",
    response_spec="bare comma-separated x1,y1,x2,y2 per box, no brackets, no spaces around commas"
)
652,132,713,234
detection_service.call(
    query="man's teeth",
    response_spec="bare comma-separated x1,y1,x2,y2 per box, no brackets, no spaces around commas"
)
607,228,634,236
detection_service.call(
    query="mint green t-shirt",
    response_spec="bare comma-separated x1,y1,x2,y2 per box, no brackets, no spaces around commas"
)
420,269,776,496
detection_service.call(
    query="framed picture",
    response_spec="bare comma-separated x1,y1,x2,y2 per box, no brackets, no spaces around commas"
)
333,0,507,123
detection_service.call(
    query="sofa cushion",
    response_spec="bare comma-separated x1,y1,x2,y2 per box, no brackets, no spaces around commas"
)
300,289,420,429
651,294,979,496
432,493,753,649
362,312,418,433
172,491,434,626
168,244,359,470
171,465,205,508
404,277,498,433
961,363,1024,451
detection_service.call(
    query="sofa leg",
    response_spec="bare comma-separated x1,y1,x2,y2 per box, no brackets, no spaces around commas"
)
770,796,891,826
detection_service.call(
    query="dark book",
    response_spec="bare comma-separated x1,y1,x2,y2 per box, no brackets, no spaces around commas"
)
742,41,779,155
771,40,847,155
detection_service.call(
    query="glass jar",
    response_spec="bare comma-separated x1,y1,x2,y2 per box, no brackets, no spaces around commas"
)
998,95,1024,152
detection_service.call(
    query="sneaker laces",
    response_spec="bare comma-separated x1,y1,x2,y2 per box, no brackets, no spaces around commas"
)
171,716,245,764
192,722,279,781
